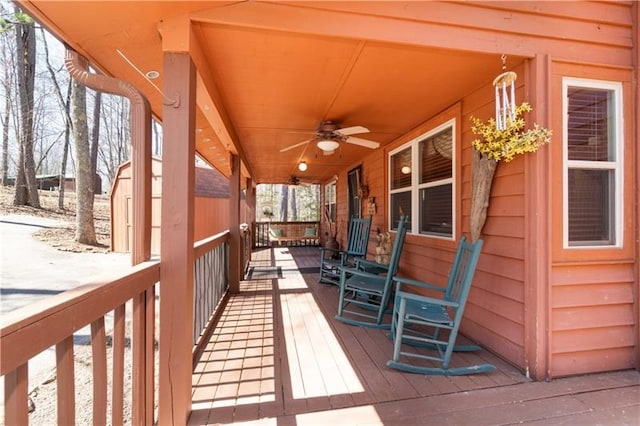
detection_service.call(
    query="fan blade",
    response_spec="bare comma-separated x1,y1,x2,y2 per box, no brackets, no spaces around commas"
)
279,139,313,152
339,125,369,136
345,136,380,149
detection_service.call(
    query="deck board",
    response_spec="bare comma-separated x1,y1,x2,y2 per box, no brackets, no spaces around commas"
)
190,246,640,425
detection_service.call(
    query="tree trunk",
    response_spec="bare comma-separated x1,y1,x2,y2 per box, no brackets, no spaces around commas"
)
90,91,101,193
41,27,72,208
470,149,498,242
71,79,97,244
2,85,9,186
290,186,298,220
279,184,288,221
59,80,72,209
13,9,40,207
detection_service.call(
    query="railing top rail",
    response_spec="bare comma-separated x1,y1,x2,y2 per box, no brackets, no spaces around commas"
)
257,221,319,224
194,230,230,258
1,260,160,375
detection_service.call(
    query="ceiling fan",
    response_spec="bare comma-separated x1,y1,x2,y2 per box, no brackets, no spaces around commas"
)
280,120,380,155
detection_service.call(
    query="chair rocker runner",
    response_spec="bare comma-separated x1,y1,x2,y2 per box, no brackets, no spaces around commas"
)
319,216,372,286
335,216,408,329
387,236,496,375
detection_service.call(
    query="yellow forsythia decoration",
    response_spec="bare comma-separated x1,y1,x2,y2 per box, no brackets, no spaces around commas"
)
470,103,552,162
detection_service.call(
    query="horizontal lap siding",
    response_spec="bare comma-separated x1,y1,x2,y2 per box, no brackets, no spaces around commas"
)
460,77,527,369
550,263,636,377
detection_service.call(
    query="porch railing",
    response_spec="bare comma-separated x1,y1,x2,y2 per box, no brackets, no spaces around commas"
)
0,261,160,425
254,221,320,248
1,228,236,424
193,231,230,365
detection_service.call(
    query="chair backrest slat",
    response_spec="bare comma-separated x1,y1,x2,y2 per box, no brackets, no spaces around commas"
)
444,236,483,309
386,215,409,278
346,217,372,256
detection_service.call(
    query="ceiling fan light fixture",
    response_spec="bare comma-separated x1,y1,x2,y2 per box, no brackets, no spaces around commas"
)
298,161,308,171
317,138,340,152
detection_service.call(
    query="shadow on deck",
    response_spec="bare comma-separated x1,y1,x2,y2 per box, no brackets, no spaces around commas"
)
190,246,640,425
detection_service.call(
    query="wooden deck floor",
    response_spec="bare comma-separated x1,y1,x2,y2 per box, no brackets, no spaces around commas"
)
190,246,640,425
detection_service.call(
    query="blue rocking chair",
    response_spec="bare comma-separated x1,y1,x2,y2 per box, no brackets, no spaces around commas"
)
386,236,496,375
335,216,408,329
319,216,372,286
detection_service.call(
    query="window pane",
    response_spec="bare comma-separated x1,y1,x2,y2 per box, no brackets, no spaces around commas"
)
568,169,614,245
419,128,452,183
391,147,412,189
567,87,614,161
390,191,411,230
420,184,452,237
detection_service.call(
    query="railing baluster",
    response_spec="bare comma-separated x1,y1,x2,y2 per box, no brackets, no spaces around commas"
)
91,317,107,426
145,286,156,423
112,304,126,426
4,363,28,425
132,293,146,425
56,335,75,425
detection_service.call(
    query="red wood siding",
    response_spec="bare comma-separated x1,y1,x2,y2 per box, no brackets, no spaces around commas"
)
460,68,529,368
548,61,636,377
304,1,637,380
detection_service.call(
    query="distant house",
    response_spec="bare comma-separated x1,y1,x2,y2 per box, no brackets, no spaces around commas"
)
5,174,101,194
110,157,232,254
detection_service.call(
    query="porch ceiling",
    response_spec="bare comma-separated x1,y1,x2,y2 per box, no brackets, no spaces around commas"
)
19,1,523,185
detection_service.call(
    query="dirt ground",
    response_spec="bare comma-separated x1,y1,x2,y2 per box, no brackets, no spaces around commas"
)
0,185,111,252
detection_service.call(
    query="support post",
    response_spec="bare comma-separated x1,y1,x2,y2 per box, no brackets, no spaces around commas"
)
159,52,196,425
229,153,241,293
524,54,551,380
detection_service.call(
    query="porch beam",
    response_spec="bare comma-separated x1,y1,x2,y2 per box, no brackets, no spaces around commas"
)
158,15,253,179
188,2,628,64
229,153,241,293
159,52,196,425
523,54,551,380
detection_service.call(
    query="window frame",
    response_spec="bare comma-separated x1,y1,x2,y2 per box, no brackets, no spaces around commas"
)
562,77,623,249
388,118,457,240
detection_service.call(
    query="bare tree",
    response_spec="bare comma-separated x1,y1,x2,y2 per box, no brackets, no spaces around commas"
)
1,62,9,185
90,91,101,191
1,3,17,186
58,80,71,208
13,8,40,207
71,79,96,244
290,186,298,220
98,94,130,184
279,183,288,221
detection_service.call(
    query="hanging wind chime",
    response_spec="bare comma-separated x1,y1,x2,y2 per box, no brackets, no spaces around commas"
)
492,54,517,130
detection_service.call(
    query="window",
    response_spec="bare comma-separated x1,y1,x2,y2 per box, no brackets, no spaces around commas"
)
389,120,455,238
324,181,336,222
347,166,362,219
563,79,623,247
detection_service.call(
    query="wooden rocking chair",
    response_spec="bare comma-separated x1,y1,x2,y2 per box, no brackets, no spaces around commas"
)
335,216,408,328
387,236,496,375
319,216,372,286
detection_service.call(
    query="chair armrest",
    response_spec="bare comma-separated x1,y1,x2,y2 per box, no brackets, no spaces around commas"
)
396,290,458,308
337,264,384,281
393,276,446,293
320,247,342,257
355,258,389,272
